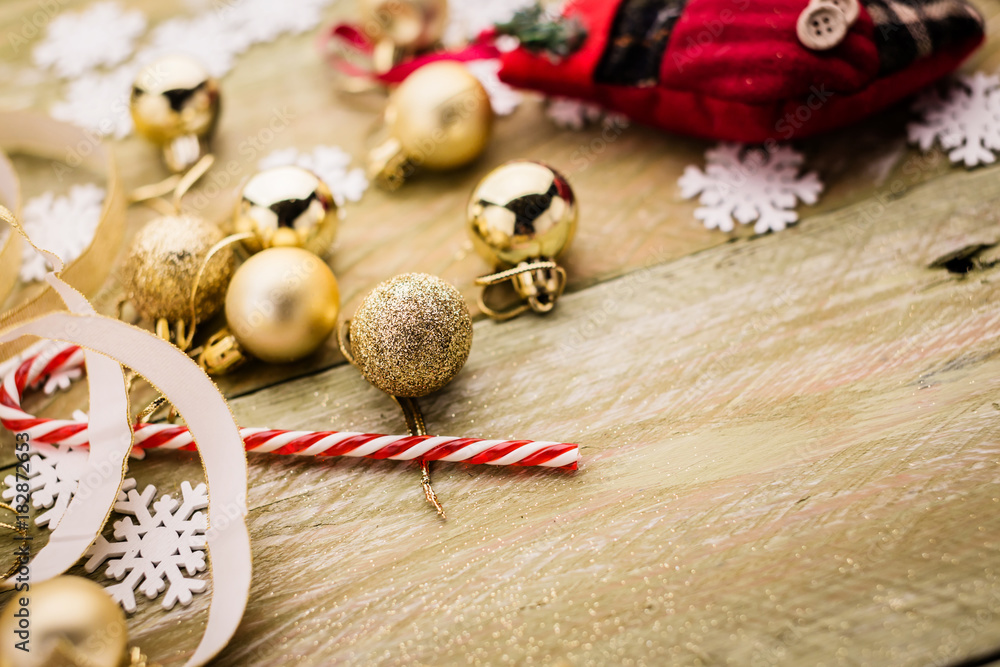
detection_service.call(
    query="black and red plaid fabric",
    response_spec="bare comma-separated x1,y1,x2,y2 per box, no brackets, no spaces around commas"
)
497,0,985,141
862,0,984,74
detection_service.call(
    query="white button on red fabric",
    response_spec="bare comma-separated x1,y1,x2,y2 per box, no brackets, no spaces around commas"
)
818,0,860,24
797,3,849,50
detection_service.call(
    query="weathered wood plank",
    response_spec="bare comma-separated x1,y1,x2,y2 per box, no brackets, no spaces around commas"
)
2,1,1000,665
40,162,995,666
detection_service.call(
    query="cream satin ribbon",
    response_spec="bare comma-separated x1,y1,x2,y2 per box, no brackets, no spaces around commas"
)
0,150,21,309
0,210,251,665
0,111,127,363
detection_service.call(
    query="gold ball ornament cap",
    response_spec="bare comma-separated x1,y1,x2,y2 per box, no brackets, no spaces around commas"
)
122,214,235,324
130,54,221,172
468,160,578,267
0,576,128,667
350,273,472,397
368,62,493,189
225,246,340,364
234,165,339,256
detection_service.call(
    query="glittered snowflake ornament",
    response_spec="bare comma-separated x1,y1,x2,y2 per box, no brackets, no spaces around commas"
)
85,481,209,613
679,143,823,234
908,72,1000,168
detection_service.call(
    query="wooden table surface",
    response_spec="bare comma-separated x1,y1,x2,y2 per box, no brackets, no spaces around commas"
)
2,1,1000,665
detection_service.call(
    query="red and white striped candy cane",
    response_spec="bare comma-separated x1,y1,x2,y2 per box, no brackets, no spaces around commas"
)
0,342,579,469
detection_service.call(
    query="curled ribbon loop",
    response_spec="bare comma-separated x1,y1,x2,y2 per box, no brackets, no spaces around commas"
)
0,207,251,667
0,111,127,364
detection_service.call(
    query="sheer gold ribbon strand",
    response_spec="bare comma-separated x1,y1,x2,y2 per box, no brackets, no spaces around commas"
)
0,111,127,363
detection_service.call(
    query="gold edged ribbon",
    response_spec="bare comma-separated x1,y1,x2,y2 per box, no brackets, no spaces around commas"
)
0,150,22,309
0,111,127,364
0,211,251,663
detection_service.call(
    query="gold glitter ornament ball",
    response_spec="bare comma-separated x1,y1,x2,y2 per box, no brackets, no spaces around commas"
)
234,165,339,256
0,576,128,667
350,273,472,397
468,160,578,267
225,247,340,364
122,214,235,323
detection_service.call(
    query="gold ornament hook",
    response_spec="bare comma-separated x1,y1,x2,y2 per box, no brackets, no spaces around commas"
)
128,153,215,215
475,260,567,321
339,318,446,519
367,137,409,191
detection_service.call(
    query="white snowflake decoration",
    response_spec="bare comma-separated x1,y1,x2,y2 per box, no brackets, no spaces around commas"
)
85,481,209,613
2,443,89,528
32,2,146,79
679,143,823,234
546,97,606,130
19,184,105,283
465,59,521,116
136,12,250,79
50,65,136,138
259,145,369,206
908,72,1000,168
223,0,332,45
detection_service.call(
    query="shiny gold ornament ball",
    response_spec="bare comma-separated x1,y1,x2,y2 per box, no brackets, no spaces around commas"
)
225,247,340,364
0,576,128,667
388,61,493,170
234,166,339,256
122,214,235,323
130,54,220,148
350,273,472,397
360,0,448,52
468,160,578,267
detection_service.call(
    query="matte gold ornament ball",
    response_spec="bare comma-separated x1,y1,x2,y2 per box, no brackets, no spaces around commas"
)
350,273,472,397
384,61,493,170
0,576,128,667
130,54,221,171
122,214,235,323
467,160,578,266
234,165,339,255
225,247,340,363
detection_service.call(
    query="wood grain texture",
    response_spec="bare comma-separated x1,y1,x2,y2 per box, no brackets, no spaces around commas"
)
1,0,1000,665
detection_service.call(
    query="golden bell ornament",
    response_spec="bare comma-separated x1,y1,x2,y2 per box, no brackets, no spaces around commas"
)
0,576,129,667
359,0,448,72
346,273,472,397
467,160,577,320
122,214,235,326
233,165,339,256
131,55,221,173
368,62,493,190
224,247,340,364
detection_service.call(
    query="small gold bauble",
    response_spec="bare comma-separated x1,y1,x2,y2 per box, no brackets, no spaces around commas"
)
0,576,128,667
350,273,472,397
467,160,578,267
131,54,220,146
122,214,235,323
233,165,339,256
130,55,221,171
225,247,340,364
370,61,492,187
359,0,448,52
